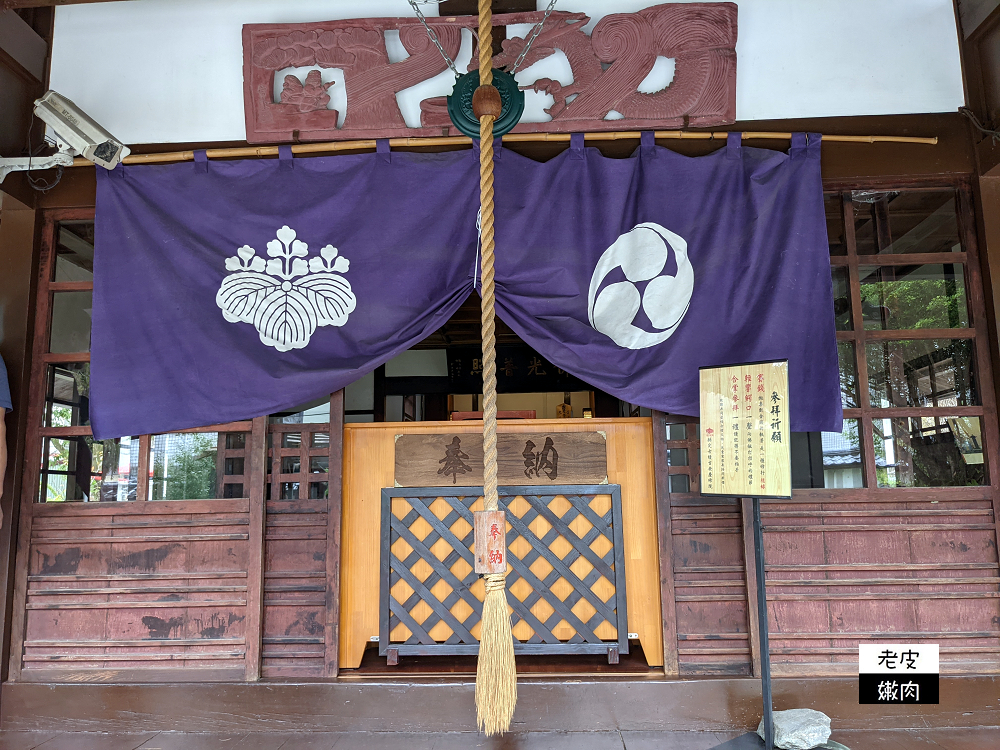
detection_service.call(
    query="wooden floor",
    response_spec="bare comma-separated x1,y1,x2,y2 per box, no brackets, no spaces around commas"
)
0,729,996,749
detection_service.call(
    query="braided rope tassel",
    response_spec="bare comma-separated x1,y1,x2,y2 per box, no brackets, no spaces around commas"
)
474,0,516,737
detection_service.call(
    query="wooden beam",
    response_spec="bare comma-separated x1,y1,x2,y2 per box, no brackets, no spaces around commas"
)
243,415,268,681
650,410,679,676
741,498,762,679
324,390,344,677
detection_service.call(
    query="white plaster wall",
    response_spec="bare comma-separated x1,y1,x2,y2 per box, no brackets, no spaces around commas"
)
48,0,965,145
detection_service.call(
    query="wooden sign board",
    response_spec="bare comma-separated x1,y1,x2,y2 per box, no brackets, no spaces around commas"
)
474,510,507,574
394,432,607,487
699,360,791,499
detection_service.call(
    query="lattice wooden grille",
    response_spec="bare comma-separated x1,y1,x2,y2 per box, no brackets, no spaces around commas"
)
379,485,628,658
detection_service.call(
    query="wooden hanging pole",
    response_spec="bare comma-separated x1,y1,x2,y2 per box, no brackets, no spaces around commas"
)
65,130,937,168
470,0,517,738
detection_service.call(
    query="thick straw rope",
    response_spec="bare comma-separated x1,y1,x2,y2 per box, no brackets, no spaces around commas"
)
474,0,517,737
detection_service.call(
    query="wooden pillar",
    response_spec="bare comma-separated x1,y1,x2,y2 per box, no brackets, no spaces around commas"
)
243,415,268,680
650,410,679,675
0,193,38,681
325,390,344,677
740,497,762,678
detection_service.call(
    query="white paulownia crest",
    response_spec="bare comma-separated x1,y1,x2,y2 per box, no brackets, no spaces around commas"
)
587,222,694,349
215,225,356,351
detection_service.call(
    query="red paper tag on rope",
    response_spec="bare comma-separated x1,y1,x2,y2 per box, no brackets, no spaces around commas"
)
474,510,507,574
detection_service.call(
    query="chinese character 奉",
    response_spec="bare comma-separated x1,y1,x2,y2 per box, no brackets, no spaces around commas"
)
437,436,472,484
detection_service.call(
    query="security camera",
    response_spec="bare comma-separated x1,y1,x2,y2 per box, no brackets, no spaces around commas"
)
0,90,130,183
34,91,130,169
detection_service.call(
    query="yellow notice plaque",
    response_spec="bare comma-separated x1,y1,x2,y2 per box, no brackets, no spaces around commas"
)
700,360,791,499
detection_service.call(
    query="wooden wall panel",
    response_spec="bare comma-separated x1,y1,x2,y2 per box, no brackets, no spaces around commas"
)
762,495,1000,677
19,500,251,681
340,418,662,670
261,424,330,678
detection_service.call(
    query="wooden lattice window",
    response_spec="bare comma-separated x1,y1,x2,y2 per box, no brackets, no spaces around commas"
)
380,485,628,661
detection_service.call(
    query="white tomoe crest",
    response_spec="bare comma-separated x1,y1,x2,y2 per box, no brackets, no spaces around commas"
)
216,225,356,352
587,222,694,350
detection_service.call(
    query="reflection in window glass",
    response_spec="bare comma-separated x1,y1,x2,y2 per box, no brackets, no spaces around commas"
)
838,342,859,408
825,194,846,256
867,339,976,409
269,396,330,424
791,420,862,489
54,222,96,282
859,264,968,330
149,432,227,500
49,291,93,353
44,363,90,427
853,191,960,255
667,424,686,441
875,417,985,487
40,436,138,502
832,267,852,331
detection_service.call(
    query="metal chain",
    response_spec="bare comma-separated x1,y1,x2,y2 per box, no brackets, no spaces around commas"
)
407,0,558,78
509,0,558,73
407,0,461,77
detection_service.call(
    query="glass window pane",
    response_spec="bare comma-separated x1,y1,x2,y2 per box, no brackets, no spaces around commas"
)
281,456,301,474
667,423,686,441
853,190,960,255
39,435,138,502
281,482,300,500
667,448,688,467
867,339,977,408
310,456,329,473
832,267,852,331
791,421,863,489
149,432,235,500
223,483,244,498
668,474,689,493
281,433,301,448
310,432,330,448
44,363,90,427
859,264,968,330
838,342,859,408
226,433,246,450
49,291,92,353
309,481,328,499
875,417,985,487
825,194,846,256
54,221,95,282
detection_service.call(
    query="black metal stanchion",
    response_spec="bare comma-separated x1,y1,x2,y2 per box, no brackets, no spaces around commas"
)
754,497,774,750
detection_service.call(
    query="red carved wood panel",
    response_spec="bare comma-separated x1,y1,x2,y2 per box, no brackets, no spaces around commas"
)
20,500,251,682
242,4,737,144
261,423,334,678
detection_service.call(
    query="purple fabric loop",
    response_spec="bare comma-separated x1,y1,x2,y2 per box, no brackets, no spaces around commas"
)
193,150,208,173
790,132,822,159
570,133,585,159
376,139,390,163
726,132,742,159
640,131,655,151
278,145,294,169
472,137,502,162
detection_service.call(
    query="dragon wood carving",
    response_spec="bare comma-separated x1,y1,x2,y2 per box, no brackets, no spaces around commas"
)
242,3,736,144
